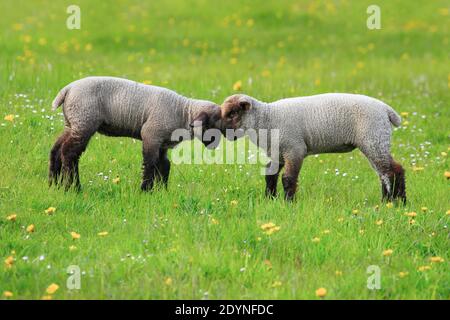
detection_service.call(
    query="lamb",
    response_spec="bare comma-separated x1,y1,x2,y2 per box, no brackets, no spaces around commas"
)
220,93,406,203
49,76,222,191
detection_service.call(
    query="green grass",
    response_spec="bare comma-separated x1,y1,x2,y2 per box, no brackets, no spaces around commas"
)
0,0,449,299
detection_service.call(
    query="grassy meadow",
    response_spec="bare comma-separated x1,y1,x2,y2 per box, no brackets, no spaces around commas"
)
0,0,449,299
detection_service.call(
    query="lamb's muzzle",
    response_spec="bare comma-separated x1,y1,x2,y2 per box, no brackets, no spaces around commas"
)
220,93,406,203
49,76,222,192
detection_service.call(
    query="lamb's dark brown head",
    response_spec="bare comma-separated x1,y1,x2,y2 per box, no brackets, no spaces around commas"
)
221,94,252,130
190,104,223,149
220,94,252,140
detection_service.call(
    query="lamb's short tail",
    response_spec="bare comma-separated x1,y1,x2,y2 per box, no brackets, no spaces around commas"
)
382,104,401,127
51,85,71,111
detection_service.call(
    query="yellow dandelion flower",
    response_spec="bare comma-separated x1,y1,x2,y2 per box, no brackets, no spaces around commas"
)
335,270,343,276
46,283,59,294
271,281,282,288
3,291,13,298
22,35,32,43
98,231,108,237
386,202,394,208
418,265,431,272
164,277,173,286
404,211,417,217
420,207,428,212
69,245,77,251
26,224,35,233
359,229,365,235
38,37,47,46
4,114,14,122
12,23,23,31
352,209,359,215
84,43,93,52
337,217,344,223
429,256,444,263
312,237,321,243
261,222,276,231
143,66,152,74
230,57,237,64
233,80,242,91
264,226,281,235
446,209,450,216
211,218,219,225
314,78,321,86
315,287,327,298
382,249,393,257
230,200,238,206
438,8,449,16
412,166,424,172
261,70,271,77
398,272,409,278
444,171,450,179
263,259,272,269
142,80,152,85
70,231,81,240
441,152,447,157
44,207,56,215
375,219,383,226
4,256,14,268
112,177,120,184
322,229,331,234
6,214,17,221
409,219,416,225
400,112,409,117
41,295,52,300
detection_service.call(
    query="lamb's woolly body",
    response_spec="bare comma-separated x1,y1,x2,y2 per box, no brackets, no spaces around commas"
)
49,76,220,191
221,93,406,202
238,93,401,158
52,76,216,142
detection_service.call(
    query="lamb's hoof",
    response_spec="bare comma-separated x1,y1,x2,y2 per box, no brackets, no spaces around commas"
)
265,190,278,199
382,196,406,206
141,181,154,192
284,194,295,202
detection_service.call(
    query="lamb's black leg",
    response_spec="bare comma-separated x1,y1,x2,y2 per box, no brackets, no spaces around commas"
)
281,158,303,201
60,131,91,192
362,148,406,204
155,148,170,188
141,140,161,192
265,161,284,198
385,159,406,204
49,131,70,186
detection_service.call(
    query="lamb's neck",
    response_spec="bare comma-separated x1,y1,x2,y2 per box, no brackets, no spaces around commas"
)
181,97,204,130
252,102,272,130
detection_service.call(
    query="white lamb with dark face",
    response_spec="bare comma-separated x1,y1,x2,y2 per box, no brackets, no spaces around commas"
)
49,76,221,191
220,93,406,203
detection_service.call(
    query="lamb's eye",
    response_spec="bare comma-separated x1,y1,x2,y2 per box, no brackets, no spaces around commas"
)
228,111,236,118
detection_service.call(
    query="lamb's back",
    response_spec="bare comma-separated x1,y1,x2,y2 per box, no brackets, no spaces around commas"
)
269,93,391,154
64,77,185,135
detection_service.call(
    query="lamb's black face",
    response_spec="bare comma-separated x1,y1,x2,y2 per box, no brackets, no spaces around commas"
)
190,106,223,149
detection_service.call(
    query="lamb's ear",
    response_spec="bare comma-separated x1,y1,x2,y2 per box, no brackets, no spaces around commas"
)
190,112,209,128
239,100,251,111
